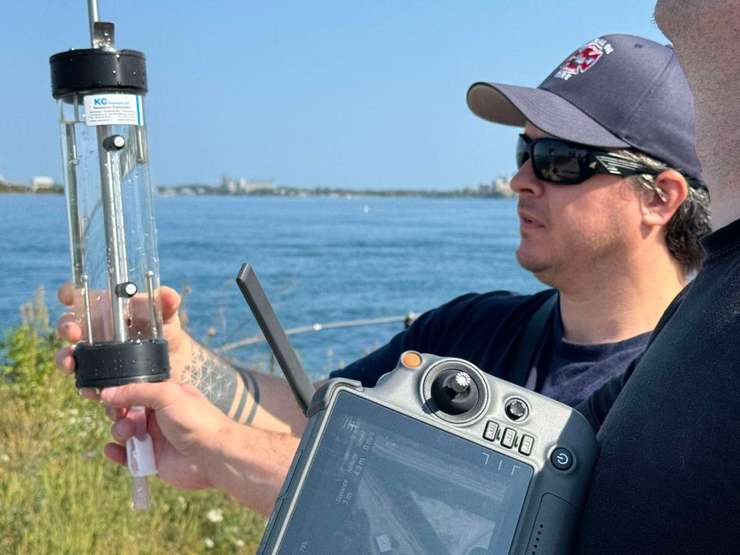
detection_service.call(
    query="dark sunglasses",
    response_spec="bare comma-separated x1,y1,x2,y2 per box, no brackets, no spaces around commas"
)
515,134,665,185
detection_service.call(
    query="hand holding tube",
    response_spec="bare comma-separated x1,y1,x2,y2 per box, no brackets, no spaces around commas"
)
56,283,193,398
101,382,299,516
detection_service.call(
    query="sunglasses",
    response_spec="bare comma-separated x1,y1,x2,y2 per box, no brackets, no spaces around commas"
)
515,134,665,185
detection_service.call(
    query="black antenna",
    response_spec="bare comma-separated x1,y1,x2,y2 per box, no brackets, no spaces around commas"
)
236,264,316,415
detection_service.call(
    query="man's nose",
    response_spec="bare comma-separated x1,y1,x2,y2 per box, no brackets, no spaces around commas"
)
510,161,545,197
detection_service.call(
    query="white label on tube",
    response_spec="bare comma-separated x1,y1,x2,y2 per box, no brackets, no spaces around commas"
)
83,94,144,126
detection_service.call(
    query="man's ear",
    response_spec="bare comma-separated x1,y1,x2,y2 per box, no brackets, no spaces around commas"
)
639,169,689,227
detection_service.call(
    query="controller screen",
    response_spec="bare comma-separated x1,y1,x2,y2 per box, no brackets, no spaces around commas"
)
277,391,533,554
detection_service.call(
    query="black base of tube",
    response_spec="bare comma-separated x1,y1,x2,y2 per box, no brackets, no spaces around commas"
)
74,339,170,389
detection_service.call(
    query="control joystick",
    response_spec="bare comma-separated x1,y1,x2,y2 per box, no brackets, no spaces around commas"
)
430,369,480,415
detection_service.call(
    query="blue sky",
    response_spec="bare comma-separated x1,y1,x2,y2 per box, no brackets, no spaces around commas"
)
1,1,667,190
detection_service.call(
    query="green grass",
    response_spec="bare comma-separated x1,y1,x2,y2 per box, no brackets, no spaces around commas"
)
0,291,265,554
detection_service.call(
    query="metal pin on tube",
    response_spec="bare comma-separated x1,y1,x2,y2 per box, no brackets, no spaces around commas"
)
136,126,148,164
145,271,158,339
81,274,94,344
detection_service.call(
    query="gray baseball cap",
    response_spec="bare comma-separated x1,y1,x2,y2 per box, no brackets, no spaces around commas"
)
467,34,703,181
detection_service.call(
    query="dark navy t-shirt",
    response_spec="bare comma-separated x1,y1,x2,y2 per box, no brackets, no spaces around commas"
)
331,289,649,407
533,309,650,406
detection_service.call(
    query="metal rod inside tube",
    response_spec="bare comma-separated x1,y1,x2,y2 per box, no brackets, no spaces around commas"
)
82,274,94,344
111,155,129,275
87,0,100,47
64,122,84,287
97,125,128,342
145,271,158,339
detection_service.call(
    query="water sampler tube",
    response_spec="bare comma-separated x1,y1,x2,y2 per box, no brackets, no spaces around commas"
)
49,0,169,509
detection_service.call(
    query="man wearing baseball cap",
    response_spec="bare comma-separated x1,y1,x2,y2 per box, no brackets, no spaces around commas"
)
62,35,711,522
328,33,710,405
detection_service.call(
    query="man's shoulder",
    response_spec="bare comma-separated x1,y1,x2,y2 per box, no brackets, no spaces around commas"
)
421,288,557,348
331,289,556,386
434,288,555,320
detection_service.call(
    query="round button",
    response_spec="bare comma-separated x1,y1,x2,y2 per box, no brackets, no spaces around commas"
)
401,351,422,369
103,134,126,151
550,447,574,471
115,281,138,298
504,398,529,421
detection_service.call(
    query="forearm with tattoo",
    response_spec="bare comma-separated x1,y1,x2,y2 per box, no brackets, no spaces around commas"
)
182,340,261,425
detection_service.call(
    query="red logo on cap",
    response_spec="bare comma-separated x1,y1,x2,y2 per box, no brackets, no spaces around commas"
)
555,40,612,81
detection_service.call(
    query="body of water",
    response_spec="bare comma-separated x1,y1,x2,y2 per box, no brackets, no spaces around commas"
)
0,194,541,378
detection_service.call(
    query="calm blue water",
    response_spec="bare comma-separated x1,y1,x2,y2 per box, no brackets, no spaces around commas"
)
0,194,541,378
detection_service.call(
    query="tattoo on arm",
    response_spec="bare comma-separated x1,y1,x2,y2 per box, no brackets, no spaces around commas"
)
183,341,261,425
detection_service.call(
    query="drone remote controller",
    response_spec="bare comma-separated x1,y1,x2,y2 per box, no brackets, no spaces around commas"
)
236,264,597,554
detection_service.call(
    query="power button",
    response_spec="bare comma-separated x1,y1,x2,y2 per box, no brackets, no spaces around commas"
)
550,447,574,471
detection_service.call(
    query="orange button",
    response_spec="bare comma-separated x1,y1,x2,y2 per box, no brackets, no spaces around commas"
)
401,351,422,368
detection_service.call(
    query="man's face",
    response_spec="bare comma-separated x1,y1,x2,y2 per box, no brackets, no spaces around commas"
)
510,124,645,290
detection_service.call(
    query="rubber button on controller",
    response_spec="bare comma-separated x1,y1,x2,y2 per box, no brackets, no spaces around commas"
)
519,434,534,456
501,427,517,448
483,420,499,441
550,447,574,471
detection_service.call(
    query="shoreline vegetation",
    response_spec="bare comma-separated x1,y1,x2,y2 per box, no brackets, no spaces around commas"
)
0,289,265,554
0,175,515,199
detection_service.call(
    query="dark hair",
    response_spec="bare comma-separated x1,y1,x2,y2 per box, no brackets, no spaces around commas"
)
613,150,712,275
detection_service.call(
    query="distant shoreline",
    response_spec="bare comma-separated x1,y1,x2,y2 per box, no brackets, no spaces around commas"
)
1,183,514,199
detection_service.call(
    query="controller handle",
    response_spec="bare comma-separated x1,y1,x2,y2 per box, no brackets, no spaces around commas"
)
430,369,479,415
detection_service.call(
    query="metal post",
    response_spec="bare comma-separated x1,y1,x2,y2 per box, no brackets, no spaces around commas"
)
87,0,100,47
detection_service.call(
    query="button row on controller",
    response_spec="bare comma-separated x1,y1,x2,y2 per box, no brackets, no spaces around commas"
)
483,420,534,456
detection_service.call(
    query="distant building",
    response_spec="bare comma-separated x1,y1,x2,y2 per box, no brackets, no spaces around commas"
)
223,179,238,194
475,176,513,197
31,176,55,191
478,183,493,196
493,175,514,197
221,176,275,194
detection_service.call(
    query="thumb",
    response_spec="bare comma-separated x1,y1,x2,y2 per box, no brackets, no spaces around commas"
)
100,382,178,411
158,286,181,325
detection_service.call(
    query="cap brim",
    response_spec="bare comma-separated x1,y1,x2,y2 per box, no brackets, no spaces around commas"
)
467,82,630,149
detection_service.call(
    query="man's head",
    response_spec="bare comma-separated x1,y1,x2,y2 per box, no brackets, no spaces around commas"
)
654,2,740,229
654,1,740,45
467,34,710,287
